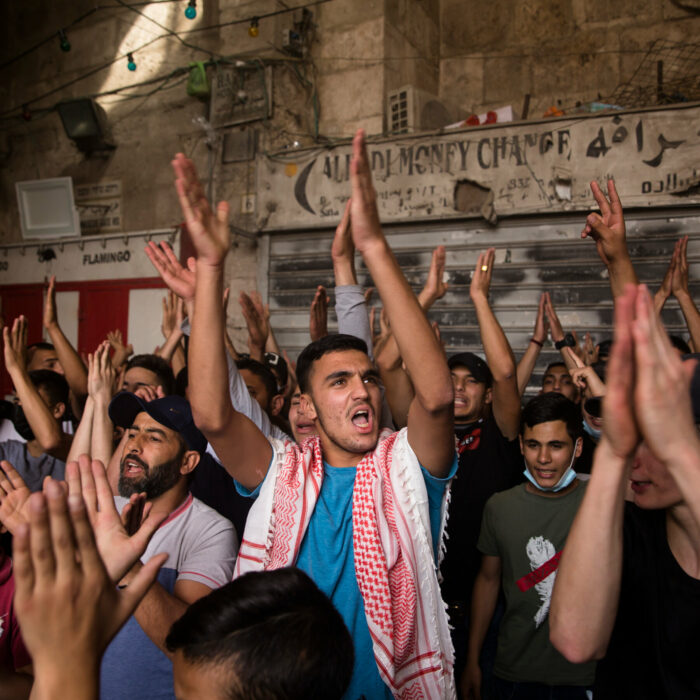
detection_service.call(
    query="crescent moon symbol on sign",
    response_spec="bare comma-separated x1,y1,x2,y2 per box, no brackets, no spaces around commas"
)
294,158,317,215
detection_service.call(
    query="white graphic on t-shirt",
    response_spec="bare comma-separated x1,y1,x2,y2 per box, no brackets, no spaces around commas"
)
0,613,5,639
525,536,557,628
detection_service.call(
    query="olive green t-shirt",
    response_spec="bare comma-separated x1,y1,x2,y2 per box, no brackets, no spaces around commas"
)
478,480,596,686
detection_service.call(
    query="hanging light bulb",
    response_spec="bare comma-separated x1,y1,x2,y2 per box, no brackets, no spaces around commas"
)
22,105,32,121
58,29,71,52
248,17,259,38
184,0,197,20
127,53,137,71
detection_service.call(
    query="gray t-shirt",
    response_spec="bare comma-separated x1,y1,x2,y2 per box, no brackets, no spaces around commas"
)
100,493,238,700
0,440,65,492
478,480,595,686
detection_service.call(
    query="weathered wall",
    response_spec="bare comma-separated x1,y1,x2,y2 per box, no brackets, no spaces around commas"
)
439,0,700,119
2,0,698,351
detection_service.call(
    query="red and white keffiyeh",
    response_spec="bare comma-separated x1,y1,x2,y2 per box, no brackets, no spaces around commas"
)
235,428,455,699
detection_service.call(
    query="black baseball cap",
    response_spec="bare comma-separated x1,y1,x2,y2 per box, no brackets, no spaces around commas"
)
447,352,493,387
109,392,207,454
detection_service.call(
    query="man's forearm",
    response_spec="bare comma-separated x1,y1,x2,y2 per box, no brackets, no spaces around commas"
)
9,369,62,451
361,240,451,410
190,263,233,434
550,438,628,663
131,580,188,656
45,324,88,398
675,291,700,351
67,396,94,463
516,342,540,396
31,664,98,700
607,256,638,299
465,570,499,668
471,296,516,382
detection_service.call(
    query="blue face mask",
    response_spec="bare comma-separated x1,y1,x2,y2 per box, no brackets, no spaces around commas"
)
582,419,602,442
523,439,580,493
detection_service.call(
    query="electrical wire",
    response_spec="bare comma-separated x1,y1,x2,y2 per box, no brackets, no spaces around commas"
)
0,0,324,119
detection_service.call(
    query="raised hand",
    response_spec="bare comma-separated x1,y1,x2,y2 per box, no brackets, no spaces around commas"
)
582,180,627,266
0,460,31,535
419,245,448,309
2,315,28,375
106,329,133,368
569,365,605,397
533,292,549,345
172,153,230,267
161,291,178,338
88,341,116,404
670,235,690,298
331,199,357,285
582,332,598,366
309,285,329,342
43,275,59,331
66,455,166,584
470,248,495,302
543,292,565,343
12,478,166,684
601,285,640,459
348,130,383,255
631,285,697,464
145,241,197,302
239,291,270,356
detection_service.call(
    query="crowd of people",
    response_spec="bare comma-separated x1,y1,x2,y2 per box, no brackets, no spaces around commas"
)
0,129,699,700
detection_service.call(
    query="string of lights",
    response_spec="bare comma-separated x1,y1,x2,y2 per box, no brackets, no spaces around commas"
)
0,0,329,72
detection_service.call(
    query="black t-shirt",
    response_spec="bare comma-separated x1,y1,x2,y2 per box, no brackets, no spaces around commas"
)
440,415,523,606
190,453,252,541
595,503,700,699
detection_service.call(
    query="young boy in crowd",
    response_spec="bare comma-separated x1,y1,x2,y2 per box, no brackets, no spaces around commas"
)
462,392,595,700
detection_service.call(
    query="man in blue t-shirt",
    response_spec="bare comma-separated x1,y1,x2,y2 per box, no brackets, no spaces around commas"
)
186,130,456,698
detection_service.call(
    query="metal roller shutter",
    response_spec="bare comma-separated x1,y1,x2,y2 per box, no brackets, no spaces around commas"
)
261,206,700,396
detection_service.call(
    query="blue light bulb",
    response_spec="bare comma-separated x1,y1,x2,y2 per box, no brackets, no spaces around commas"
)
127,53,137,71
185,2,196,19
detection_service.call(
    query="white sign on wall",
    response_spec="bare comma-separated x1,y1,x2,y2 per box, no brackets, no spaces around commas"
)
0,230,179,285
257,104,700,230
75,181,122,233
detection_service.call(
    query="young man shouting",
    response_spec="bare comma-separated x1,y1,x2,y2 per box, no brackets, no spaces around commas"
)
185,130,457,699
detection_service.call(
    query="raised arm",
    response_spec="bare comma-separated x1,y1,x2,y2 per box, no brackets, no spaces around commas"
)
3,317,66,456
670,235,700,351
582,180,638,298
349,131,453,476
550,286,639,662
374,245,448,428
332,200,377,357
517,292,548,396
175,154,272,489
43,275,88,403
470,249,520,440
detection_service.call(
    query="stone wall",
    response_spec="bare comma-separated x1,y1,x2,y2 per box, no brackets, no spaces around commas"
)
439,0,700,120
1,0,698,347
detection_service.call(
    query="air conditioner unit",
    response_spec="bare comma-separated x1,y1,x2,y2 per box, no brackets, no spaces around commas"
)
387,85,452,134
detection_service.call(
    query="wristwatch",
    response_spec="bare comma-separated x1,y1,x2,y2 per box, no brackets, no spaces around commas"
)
555,332,576,350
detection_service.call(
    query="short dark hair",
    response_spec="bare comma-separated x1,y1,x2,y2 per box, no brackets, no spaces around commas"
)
543,361,567,376
125,354,175,395
27,341,56,352
28,369,69,407
669,335,691,355
166,568,354,700
236,358,279,401
521,392,582,442
296,334,368,394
